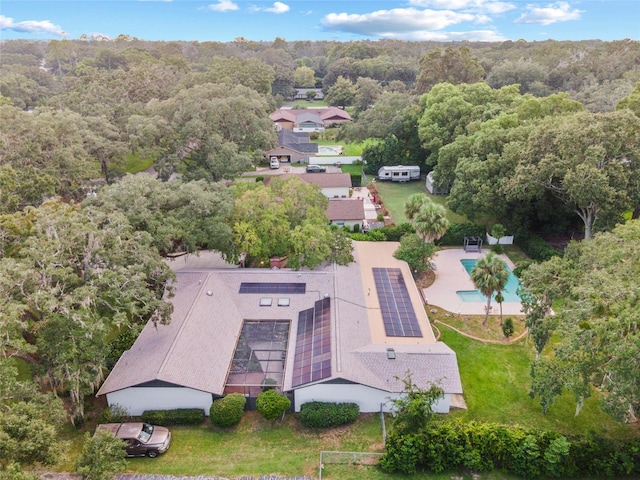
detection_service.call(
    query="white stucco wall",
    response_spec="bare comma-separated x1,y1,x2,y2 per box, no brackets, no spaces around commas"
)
293,383,452,413
106,387,213,416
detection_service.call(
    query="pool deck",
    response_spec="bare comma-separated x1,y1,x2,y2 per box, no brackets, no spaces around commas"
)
422,248,525,316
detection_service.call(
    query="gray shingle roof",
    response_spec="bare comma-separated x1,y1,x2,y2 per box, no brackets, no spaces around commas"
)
326,199,365,221
98,242,462,397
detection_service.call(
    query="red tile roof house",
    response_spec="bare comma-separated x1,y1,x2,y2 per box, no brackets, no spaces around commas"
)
97,242,463,416
270,107,352,133
326,199,366,230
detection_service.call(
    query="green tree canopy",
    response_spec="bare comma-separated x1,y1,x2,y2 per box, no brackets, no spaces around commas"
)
505,110,640,239
85,174,235,257
231,177,353,269
0,201,174,422
528,220,640,422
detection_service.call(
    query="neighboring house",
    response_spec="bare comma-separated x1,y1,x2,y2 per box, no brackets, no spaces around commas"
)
264,130,318,164
97,242,463,415
292,88,324,100
270,107,352,132
326,199,365,229
268,172,352,198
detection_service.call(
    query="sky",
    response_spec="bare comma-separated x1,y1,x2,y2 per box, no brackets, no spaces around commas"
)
0,0,638,44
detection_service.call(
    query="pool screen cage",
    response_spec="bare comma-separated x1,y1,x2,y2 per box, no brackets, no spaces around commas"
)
225,320,290,398
464,236,483,253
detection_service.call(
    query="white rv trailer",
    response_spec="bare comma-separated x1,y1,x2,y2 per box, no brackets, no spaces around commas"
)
377,165,421,182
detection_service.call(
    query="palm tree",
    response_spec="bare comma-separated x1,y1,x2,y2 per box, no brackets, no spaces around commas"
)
404,194,449,243
495,290,505,326
470,252,509,326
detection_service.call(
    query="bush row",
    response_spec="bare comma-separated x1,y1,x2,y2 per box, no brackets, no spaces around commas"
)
380,420,640,478
349,222,415,242
141,408,205,426
299,401,359,428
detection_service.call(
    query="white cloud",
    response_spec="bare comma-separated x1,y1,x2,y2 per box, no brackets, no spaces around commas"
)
321,8,480,36
206,0,239,12
409,0,516,14
515,2,583,25
0,15,66,36
264,2,290,14
250,2,290,14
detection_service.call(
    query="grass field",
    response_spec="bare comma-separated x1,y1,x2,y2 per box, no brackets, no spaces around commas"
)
372,180,468,225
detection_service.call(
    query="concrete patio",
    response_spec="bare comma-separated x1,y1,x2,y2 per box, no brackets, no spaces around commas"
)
422,248,525,316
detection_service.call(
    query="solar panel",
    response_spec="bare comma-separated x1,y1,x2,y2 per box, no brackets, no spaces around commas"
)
292,297,331,387
239,283,306,294
372,267,423,337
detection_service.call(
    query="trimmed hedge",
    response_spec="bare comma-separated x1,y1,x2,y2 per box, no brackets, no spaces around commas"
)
209,393,246,428
380,420,640,478
256,389,291,420
299,402,359,428
141,408,205,426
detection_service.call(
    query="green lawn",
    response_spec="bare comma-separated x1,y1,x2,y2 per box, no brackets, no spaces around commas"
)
124,153,154,174
372,181,468,225
440,326,635,439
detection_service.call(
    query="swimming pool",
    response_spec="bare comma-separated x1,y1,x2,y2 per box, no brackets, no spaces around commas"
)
456,258,522,303
318,146,340,155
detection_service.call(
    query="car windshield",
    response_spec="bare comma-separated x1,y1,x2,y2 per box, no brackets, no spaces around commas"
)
138,423,154,443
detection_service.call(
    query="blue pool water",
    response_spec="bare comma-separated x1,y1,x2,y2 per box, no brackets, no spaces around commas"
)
457,259,522,303
318,146,339,155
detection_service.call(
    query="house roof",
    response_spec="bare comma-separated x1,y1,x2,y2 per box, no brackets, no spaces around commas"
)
98,242,462,398
275,172,353,189
270,107,352,126
274,130,318,154
326,199,365,221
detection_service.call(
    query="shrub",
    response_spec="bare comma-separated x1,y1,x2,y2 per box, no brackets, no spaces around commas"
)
256,390,291,420
299,401,359,428
519,233,562,261
437,222,485,246
75,430,127,480
141,408,205,426
381,222,415,241
209,393,246,428
352,223,360,233
502,318,515,338
350,174,362,187
381,420,640,477
255,176,264,183
98,404,129,424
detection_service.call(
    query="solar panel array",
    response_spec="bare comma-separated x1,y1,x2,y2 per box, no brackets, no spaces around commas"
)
292,297,331,387
373,267,423,337
239,282,306,294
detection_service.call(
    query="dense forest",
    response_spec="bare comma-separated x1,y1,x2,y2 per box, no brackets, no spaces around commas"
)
1,37,639,476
